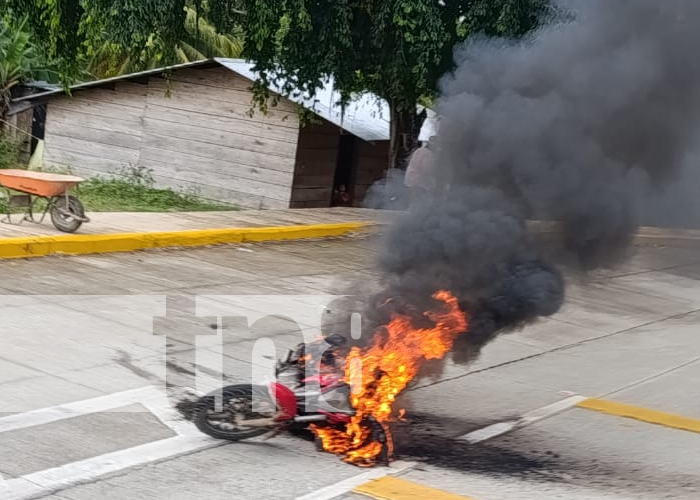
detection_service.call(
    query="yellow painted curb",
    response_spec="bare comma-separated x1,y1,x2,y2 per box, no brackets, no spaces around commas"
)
354,476,478,500
577,398,700,434
0,222,373,259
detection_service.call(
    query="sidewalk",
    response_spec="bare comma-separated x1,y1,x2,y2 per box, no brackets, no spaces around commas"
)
0,207,396,237
2,206,698,260
0,207,398,259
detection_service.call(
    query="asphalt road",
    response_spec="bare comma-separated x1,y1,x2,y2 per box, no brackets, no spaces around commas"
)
1,234,699,500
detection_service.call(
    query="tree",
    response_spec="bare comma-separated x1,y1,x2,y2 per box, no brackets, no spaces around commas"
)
1,0,84,84
235,0,551,169
5,0,550,168
85,7,244,79
3,0,245,81
0,16,57,126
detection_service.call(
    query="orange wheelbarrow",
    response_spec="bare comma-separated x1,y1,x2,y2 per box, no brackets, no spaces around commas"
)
0,169,90,233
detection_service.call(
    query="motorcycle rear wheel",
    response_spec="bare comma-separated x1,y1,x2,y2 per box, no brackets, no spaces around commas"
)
194,384,278,441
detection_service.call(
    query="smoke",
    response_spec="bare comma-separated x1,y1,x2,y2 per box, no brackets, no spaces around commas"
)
438,0,700,259
361,168,411,210
361,0,700,369
638,150,700,229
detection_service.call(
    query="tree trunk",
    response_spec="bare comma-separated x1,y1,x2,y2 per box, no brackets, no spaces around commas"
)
0,101,9,133
388,101,427,171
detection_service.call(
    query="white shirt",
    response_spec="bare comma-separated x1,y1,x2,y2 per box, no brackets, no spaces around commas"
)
404,146,437,191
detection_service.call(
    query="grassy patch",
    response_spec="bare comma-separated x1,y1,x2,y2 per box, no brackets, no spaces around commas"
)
77,177,236,212
0,135,20,170
0,166,239,213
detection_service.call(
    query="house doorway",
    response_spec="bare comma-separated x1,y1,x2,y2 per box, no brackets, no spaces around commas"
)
331,133,357,207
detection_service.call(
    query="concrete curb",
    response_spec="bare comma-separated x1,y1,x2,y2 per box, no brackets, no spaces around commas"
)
2,217,697,260
0,221,375,259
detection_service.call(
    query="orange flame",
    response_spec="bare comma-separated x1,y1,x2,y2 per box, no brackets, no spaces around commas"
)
312,290,468,466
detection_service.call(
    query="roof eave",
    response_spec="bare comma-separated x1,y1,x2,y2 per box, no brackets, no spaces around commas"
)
11,59,219,103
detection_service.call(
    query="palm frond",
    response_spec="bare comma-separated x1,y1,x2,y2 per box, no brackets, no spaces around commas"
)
1,15,58,117
177,41,207,62
173,46,192,63
182,6,244,58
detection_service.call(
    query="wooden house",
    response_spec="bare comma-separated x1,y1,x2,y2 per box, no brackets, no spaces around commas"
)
11,58,435,209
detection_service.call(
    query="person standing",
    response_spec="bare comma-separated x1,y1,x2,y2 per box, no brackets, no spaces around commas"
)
404,135,438,207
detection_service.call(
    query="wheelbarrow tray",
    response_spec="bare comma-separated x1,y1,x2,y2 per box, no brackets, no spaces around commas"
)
0,169,85,198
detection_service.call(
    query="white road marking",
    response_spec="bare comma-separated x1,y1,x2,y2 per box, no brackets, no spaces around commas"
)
0,385,214,499
295,460,416,500
460,395,588,444
1,435,224,500
461,421,519,443
0,386,164,433
141,395,200,436
1,385,413,500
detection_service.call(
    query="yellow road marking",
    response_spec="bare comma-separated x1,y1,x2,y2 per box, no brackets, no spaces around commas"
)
577,398,700,434
0,222,373,259
353,476,478,500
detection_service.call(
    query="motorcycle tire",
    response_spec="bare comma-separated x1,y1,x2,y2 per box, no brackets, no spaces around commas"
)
193,384,277,441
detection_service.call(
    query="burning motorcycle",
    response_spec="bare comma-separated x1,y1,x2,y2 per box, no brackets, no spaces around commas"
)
191,333,391,464
191,291,468,467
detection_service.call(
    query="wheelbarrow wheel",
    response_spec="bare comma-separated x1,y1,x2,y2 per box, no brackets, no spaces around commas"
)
50,195,85,233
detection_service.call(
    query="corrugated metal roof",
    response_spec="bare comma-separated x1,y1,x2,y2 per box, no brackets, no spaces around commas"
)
15,57,437,143
215,58,391,142
12,59,216,102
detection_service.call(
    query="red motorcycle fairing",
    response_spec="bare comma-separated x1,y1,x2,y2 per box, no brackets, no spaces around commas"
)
268,381,297,421
319,411,352,424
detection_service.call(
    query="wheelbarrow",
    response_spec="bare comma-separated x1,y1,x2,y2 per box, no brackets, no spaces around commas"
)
0,169,90,233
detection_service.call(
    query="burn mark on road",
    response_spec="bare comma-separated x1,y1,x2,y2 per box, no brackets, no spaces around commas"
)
115,350,161,383
389,413,556,476
166,361,196,376
400,438,555,476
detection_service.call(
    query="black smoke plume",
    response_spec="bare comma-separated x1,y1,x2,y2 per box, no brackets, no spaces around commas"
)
360,0,700,368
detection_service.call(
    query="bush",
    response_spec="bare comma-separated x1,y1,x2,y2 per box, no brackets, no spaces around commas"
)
78,165,238,212
0,134,20,169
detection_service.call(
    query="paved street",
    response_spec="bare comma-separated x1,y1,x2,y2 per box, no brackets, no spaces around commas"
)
1,233,699,500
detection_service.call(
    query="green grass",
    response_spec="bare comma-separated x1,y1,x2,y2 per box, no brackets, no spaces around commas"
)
0,166,239,213
77,177,237,212
0,135,20,170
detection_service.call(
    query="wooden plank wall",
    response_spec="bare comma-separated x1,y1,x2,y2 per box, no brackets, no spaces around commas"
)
290,120,340,208
352,140,389,205
43,82,148,176
42,66,301,209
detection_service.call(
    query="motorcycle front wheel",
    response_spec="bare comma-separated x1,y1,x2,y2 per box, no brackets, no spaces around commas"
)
194,384,278,441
